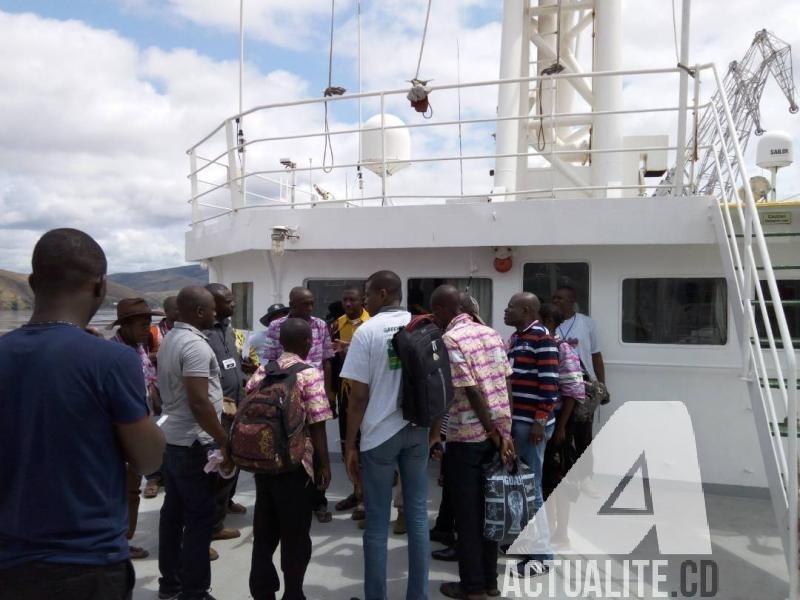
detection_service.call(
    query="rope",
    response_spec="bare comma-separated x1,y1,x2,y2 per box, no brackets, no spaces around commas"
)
415,0,433,81
406,0,434,118
671,0,681,65
322,0,345,174
535,0,564,152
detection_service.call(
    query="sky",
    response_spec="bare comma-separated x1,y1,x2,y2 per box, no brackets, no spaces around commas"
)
0,0,798,274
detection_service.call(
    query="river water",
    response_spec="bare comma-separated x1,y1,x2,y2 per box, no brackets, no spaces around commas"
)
0,309,119,336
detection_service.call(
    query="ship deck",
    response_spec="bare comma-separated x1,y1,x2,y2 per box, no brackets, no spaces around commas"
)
130,462,789,600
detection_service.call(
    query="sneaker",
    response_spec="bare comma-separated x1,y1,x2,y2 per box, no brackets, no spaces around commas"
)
143,479,161,499
227,501,247,515
512,559,550,578
209,547,219,561
393,509,406,535
211,527,241,541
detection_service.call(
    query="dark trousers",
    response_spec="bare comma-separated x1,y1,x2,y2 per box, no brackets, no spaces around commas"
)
433,457,455,534
445,440,499,595
249,469,314,600
570,419,594,478
213,469,239,532
158,443,217,599
0,560,134,600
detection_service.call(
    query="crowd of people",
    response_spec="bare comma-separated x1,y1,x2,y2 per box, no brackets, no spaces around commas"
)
0,228,607,600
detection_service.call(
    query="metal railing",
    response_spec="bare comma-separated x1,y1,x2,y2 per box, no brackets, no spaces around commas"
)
705,63,798,595
185,66,713,222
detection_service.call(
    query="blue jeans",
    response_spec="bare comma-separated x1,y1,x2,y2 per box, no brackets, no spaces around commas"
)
512,420,554,562
158,443,217,599
360,424,430,600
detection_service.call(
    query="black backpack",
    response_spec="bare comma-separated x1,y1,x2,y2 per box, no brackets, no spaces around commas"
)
392,319,454,427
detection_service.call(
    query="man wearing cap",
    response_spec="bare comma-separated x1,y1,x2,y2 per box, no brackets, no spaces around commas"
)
248,303,290,364
110,298,164,561
203,284,247,542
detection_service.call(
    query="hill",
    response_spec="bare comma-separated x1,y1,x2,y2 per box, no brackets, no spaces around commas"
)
0,269,153,310
108,265,207,294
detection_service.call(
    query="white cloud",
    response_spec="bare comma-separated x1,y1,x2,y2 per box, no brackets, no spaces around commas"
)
0,10,311,272
2,1,799,274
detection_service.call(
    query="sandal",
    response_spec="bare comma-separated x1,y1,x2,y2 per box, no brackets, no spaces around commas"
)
129,545,149,560
335,493,359,511
143,479,160,499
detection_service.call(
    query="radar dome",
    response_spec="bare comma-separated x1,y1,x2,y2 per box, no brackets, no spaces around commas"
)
756,130,794,169
360,114,411,176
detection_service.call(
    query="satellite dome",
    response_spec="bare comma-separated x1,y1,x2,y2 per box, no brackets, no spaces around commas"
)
756,130,794,169
359,114,411,176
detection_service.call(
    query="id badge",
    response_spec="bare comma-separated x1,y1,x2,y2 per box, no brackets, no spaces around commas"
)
222,358,237,370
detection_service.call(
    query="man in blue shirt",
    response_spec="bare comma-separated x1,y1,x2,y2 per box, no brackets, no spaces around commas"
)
0,228,165,600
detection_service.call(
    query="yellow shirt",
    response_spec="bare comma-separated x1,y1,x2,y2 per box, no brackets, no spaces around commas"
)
334,309,370,343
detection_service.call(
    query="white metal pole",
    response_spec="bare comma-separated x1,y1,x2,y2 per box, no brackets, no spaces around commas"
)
591,0,623,198
770,167,777,202
494,0,525,196
674,0,691,196
238,0,247,205
357,0,364,201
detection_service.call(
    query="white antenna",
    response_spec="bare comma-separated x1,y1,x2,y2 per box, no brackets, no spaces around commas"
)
238,0,244,118
457,38,464,198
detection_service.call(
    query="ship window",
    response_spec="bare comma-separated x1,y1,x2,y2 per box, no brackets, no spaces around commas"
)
523,263,590,315
622,278,727,345
231,282,254,331
407,278,493,325
305,279,367,321
755,279,800,349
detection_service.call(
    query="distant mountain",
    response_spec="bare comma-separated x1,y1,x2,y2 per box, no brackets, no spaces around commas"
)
0,268,154,310
108,265,208,294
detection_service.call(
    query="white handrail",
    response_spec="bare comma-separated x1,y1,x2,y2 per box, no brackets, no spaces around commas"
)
710,63,798,596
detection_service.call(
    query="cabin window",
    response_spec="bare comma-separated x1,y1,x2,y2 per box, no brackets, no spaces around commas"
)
622,278,727,345
305,279,367,321
755,279,800,349
523,263,591,314
407,278,493,325
231,282,254,330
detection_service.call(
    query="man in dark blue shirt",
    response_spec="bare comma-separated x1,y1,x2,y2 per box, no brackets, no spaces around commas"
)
0,228,165,600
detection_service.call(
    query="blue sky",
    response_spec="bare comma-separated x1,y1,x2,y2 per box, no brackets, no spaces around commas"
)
0,1,797,273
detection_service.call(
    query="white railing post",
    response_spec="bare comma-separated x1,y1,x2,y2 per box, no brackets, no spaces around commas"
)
225,119,243,210
673,0,692,196
189,149,199,224
380,93,387,206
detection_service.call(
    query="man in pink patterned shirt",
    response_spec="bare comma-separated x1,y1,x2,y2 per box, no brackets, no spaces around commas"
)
245,318,333,600
430,285,514,600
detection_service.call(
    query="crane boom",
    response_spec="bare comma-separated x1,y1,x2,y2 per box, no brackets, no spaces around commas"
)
659,29,798,197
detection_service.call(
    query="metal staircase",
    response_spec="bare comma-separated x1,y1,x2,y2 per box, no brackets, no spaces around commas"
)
703,63,799,596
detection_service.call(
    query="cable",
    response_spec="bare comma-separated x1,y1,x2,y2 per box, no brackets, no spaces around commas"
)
415,0,433,81
322,0,345,174
671,0,680,64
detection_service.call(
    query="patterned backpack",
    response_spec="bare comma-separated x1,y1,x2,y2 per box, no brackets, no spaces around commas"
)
229,362,310,474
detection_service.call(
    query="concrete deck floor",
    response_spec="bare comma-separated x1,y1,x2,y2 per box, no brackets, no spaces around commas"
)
130,463,790,600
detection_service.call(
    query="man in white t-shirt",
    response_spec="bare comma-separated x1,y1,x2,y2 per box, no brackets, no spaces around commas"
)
552,285,606,495
340,270,430,600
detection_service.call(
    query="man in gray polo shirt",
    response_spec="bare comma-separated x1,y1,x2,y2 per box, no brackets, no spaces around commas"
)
157,286,229,600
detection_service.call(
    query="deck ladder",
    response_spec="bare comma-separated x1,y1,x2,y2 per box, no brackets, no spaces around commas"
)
704,64,799,597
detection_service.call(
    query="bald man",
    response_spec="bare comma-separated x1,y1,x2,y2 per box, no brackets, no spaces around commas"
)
157,285,230,600
504,292,560,576
432,285,514,599
262,286,336,523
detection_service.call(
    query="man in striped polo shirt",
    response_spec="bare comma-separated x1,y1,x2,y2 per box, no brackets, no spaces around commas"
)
504,292,560,576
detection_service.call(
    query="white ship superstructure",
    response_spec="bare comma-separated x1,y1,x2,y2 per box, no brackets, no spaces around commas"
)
183,0,799,594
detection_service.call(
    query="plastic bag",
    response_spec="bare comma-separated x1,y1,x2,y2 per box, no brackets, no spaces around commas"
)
483,457,537,542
